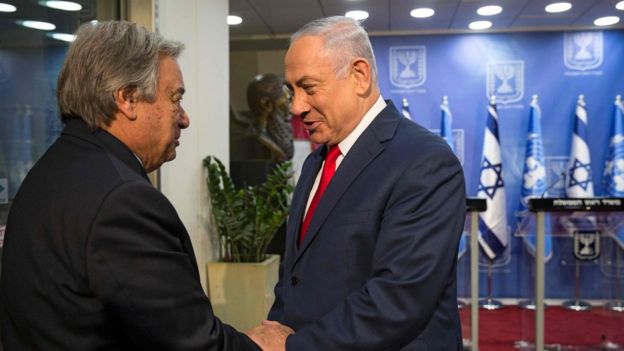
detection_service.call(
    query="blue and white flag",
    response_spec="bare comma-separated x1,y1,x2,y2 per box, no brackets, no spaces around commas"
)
478,96,508,260
604,94,624,250
457,234,468,259
520,95,553,261
401,98,412,120
566,95,594,198
440,96,455,153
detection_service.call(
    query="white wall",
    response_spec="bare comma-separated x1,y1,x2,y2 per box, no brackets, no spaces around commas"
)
156,0,229,292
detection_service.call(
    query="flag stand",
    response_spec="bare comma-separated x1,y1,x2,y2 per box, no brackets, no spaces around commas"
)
518,247,549,310
605,247,624,312
562,260,592,311
479,260,503,310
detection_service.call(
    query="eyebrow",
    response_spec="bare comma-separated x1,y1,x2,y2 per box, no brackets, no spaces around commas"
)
170,87,186,96
295,76,316,87
286,76,317,91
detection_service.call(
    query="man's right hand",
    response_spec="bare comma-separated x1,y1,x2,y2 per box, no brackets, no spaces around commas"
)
245,320,294,351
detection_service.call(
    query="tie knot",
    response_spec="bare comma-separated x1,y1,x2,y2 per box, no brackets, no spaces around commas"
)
326,145,341,162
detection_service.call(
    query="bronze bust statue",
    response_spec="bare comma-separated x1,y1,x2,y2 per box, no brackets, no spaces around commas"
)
231,74,293,162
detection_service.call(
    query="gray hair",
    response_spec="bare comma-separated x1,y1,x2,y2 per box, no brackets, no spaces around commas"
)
291,16,378,84
57,21,184,130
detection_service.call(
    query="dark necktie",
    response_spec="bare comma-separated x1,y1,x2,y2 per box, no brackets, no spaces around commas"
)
299,145,341,245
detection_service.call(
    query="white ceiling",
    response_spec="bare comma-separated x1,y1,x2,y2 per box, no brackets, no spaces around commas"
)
229,0,624,39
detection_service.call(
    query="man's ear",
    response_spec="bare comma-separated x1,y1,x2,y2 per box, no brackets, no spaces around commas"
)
351,58,372,96
114,86,138,121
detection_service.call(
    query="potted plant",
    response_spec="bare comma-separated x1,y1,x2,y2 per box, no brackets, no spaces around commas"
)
203,156,293,330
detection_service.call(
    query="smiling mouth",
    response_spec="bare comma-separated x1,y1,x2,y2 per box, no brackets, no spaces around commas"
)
303,121,321,131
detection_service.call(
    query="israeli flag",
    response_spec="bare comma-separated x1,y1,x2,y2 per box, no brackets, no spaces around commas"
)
520,95,553,261
566,95,594,198
401,97,412,120
603,95,624,250
440,96,455,153
477,96,508,260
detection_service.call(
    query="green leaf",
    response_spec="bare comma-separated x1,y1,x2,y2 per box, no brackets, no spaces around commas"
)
204,156,293,262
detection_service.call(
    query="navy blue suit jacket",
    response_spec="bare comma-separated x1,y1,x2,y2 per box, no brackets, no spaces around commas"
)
268,101,466,350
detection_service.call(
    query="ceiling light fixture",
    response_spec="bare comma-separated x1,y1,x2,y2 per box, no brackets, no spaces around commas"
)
17,20,56,31
616,1,624,10
410,8,435,18
41,1,82,11
47,32,76,42
477,5,503,16
594,16,620,26
227,15,242,25
0,2,16,12
469,20,492,30
545,2,572,13
345,10,369,21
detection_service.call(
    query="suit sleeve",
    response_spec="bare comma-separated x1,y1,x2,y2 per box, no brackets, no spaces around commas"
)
86,180,260,351
287,145,466,350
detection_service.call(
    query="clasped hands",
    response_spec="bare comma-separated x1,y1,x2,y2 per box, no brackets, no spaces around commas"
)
246,320,294,351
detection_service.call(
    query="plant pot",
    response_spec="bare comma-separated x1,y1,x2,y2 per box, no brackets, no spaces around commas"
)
206,254,280,331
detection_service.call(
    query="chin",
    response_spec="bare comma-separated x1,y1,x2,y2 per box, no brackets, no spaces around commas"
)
308,134,328,146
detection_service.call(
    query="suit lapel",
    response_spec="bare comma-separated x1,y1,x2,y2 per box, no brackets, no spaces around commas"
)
286,150,324,259
293,101,402,266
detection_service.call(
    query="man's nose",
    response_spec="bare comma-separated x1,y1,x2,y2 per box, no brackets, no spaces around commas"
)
180,108,190,129
290,92,310,116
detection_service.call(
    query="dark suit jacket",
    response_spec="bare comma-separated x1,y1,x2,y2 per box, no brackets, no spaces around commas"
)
268,101,466,350
0,119,259,351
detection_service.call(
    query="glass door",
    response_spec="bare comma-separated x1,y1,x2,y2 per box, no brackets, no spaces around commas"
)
0,0,122,275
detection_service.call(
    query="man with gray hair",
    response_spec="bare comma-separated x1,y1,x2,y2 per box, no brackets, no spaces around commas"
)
268,16,465,350
0,21,291,350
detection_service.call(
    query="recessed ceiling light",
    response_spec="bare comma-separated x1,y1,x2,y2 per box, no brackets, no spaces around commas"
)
410,8,435,18
545,2,572,13
477,5,502,16
616,1,624,10
227,15,242,25
594,16,620,26
345,10,369,21
0,2,16,12
47,32,76,42
469,20,492,30
17,20,56,31
41,1,82,11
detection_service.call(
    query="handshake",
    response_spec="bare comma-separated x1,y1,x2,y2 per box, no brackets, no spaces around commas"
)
246,320,294,351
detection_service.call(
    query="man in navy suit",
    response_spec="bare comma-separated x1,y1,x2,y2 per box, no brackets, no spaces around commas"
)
0,21,290,350
268,16,466,350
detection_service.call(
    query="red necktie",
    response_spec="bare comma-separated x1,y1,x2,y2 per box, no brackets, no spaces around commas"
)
299,145,341,245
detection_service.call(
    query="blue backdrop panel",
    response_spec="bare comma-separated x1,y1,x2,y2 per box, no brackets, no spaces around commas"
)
371,30,624,298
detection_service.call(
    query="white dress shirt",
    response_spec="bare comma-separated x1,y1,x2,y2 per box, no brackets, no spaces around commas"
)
303,95,387,216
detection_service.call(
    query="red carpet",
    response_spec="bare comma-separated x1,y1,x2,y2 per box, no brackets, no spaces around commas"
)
460,305,624,350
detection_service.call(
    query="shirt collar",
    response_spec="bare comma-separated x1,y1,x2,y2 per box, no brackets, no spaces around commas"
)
338,95,386,157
